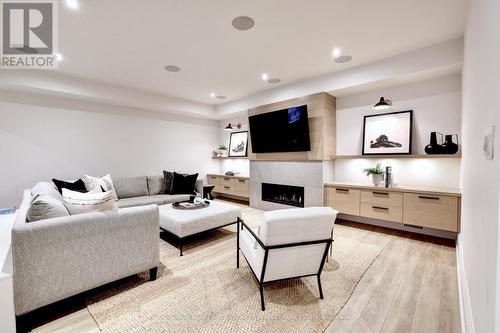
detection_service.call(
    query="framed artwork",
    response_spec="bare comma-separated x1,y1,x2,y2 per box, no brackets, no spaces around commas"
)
362,110,413,155
228,131,248,157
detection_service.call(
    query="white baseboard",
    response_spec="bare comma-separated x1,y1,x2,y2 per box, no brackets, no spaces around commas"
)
456,236,475,333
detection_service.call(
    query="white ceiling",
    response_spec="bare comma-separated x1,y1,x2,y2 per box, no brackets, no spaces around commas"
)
57,0,467,105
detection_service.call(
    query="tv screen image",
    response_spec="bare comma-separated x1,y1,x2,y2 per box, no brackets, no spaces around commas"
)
249,104,311,153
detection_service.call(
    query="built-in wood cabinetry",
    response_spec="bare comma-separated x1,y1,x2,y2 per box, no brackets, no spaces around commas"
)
247,92,336,161
324,182,461,233
207,174,249,200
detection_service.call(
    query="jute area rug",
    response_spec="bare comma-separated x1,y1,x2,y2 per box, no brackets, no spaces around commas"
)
87,227,382,333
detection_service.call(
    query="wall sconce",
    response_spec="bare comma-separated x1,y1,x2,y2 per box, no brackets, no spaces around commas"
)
373,97,392,111
224,123,241,131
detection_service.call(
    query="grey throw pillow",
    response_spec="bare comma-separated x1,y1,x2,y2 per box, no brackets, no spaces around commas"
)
163,171,174,194
27,195,70,222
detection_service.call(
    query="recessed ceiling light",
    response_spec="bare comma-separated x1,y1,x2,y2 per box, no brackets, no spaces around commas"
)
216,95,227,100
65,0,79,10
261,73,269,81
210,92,216,98
268,78,281,84
55,53,63,61
332,48,341,58
334,55,353,63
164,65,181,72
232,16,255,31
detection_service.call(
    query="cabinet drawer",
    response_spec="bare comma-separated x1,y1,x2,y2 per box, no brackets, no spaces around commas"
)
361,202,403,223
231,178,249,197
207,175,220,192
219,184,233,195
403,193,459,232
324,187,360,216
361,190,403,207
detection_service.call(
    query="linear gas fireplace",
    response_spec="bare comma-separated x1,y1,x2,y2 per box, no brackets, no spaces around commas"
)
261,183,305,208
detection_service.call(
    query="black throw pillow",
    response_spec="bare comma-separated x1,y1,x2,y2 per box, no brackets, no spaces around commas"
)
162,170,174,194
171,172,198,195
52,178,87,194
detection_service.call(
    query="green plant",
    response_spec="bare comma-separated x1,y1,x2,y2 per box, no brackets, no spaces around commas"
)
218,144,228,150
362,162,384,176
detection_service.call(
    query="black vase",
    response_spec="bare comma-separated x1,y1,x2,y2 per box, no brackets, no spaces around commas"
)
441,134,459,154
425,132,442,154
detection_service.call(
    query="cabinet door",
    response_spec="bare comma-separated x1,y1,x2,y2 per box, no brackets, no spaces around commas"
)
231,178,249,198
403,193,459,232
324,187,360,216
207,175,220,192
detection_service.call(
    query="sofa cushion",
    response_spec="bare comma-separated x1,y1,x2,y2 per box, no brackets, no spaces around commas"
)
62,188,118,215
52,178,87,194
171,172,198,195
150,194,191,204
31,182,63,201
147,175,166,195
113,176,148,199
117,196,164,208
27,195,70,222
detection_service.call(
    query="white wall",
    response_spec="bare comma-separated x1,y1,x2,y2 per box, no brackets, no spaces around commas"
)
459,0,500,332
334,74,462,188
0,99,220,208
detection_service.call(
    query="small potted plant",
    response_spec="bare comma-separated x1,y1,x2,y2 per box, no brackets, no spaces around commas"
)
363,162,385,186
218,144,228,157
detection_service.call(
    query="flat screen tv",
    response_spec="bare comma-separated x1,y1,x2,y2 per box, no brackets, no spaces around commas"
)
249,104,310,153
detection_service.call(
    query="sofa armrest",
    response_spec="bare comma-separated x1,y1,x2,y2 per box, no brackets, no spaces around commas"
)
12,205,159,315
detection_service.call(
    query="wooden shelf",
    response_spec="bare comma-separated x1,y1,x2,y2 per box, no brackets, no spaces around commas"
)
333,154,461,159
212,156,249,160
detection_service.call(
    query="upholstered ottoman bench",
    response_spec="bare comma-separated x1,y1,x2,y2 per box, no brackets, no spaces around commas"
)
159,201,242,256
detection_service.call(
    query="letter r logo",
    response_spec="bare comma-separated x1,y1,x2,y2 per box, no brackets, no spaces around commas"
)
2,2,53,55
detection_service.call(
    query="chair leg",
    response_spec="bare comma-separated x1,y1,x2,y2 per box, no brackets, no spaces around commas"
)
259,283,266,311
317,274,324,299
149,267,158,281
237,220,240,268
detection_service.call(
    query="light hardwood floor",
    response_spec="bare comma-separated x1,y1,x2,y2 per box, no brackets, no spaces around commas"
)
34,201,460,333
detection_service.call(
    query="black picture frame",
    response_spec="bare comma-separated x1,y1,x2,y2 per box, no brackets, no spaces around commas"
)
362,110,413,155
228,131,248,157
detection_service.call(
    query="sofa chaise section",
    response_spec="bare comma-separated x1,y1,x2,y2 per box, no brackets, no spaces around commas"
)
12,190,160,316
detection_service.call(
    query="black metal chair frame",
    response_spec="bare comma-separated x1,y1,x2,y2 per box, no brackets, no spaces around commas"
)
236,219,333,311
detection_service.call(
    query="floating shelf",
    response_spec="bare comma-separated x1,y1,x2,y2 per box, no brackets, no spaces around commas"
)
212,156,249,160
333,154,461,159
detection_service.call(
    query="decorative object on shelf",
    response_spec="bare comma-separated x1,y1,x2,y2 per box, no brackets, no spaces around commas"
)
441,134,459,154
217,144,228,157
224,122,242,131
372,97,392,111
363,110,413,155
228,131,248,157
385,166,393,188
483,125,495,160
363,162,385,186
224,171,235,176
424,132,443,154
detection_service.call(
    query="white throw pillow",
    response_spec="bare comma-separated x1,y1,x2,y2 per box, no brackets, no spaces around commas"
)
27,194,70,222
62,187,118,215
83,174,118,201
